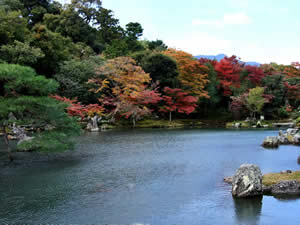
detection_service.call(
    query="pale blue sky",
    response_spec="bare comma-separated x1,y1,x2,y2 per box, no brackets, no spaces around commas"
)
59,0,300,64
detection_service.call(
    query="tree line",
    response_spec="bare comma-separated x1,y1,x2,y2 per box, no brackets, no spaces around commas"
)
1,0,300,158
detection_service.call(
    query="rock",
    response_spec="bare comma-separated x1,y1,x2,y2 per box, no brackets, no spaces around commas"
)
269,180,300,196
256,121,262,128
293,134,300,145
232,164,263,198
286,128,299,135
278,135,289,144
224,176,233,184
234,122,241,128
262,136,279,148
297,156,300,164
91,128,99,132
7,135,17,140
262,185,272,195
280,170,292,174
17,136,34,146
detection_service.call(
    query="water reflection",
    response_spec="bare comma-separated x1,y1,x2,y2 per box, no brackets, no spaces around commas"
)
234,196,263,225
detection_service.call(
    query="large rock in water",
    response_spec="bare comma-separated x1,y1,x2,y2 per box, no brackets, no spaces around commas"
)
262,136,279,148
232,164,263,198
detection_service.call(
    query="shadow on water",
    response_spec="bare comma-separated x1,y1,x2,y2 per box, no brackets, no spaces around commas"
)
234,196,263,225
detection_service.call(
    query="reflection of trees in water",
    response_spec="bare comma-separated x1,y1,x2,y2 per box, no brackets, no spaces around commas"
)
234,196,263,225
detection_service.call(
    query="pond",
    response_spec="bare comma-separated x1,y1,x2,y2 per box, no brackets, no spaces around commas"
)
0,129,299,224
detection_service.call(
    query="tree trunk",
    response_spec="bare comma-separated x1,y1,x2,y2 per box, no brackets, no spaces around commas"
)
132,117,136,127
2,126,13,162
169,111,172,122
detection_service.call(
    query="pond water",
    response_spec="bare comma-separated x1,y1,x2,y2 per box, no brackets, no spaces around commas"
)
0,129,300,224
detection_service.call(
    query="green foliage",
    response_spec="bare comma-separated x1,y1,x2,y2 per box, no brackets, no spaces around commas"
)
204,63,221,105
147,39,168,51
55,56,104,104
31,24,75,76
0,40,44,65
246,87,267,117
0,9,29,45
140,52,179,88
277,106,289,118
262,74,287,116
103,39,129,59
0,64,80,153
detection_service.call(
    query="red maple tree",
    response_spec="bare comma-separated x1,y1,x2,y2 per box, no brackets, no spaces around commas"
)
214,56,243,96
159,87,198,121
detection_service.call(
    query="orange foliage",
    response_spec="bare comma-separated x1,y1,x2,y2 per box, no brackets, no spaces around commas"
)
163,48,209,98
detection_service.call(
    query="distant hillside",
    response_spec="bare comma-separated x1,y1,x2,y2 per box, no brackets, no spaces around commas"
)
195,54,260,66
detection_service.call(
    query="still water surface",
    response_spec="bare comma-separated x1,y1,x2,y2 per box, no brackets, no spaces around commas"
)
0,129,300,224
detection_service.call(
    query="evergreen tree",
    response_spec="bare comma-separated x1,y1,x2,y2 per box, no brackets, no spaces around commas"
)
0,64,80,161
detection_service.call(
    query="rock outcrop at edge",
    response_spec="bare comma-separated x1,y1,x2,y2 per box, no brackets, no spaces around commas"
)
232,164,263,198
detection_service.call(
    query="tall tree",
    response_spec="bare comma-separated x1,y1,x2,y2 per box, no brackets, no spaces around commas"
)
214,55,243,96
163,48,209,98
159,87,198,121
140,52,179,88
245,87,269,119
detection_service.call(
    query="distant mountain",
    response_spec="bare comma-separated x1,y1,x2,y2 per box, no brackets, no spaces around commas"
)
194,54,260,66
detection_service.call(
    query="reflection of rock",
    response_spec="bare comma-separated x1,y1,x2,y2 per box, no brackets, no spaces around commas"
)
234,196,262,225
232,164,263,198
262,136,279,148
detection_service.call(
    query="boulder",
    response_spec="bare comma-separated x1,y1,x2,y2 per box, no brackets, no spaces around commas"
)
297,156,300,165
262,136,279,148
293,134,300,145
286,128,299,135
234,122,241,128
269,180,300,196
232,164,263,198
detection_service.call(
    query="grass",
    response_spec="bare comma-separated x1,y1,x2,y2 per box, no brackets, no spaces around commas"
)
263,171,300,186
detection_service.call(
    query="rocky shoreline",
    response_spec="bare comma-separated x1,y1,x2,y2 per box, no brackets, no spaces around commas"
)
262,128,300,148
224,164,300,198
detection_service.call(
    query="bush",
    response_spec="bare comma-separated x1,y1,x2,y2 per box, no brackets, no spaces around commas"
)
277,107,289,118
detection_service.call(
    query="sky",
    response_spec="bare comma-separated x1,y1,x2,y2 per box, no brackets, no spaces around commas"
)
59,0,300,64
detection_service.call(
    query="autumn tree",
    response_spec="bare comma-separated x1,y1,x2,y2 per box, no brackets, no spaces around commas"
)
89,57,156,125
159,87,198,121
214,55,243,96
244,65,266,86
163,48,209,98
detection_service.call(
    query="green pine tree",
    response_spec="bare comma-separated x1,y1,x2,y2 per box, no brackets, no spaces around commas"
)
0,64,80,161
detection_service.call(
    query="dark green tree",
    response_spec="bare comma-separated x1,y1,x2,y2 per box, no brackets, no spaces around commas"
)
262,74,287,117
0,9,30,45
31,24,75,76
148,39,168,51
125,22,144,52
55,56,104,104
140,52,179,88
0,64,80,161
